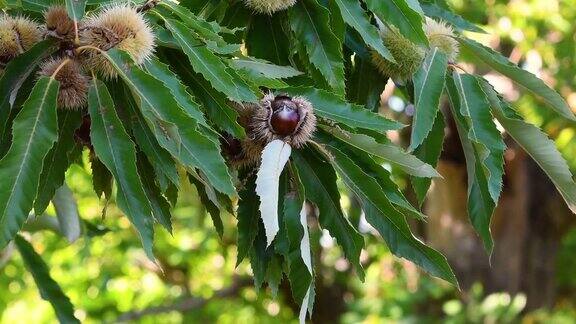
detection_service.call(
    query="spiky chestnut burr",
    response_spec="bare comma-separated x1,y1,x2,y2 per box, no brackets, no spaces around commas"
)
243,0,297,15
424,18,459,62
45,6,76,41
39,58,90,110
0,15,42,64
371,26,425,83
80,5,155,79
249,93,316,148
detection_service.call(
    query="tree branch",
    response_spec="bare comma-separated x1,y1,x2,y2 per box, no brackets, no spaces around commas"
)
116,276,252,322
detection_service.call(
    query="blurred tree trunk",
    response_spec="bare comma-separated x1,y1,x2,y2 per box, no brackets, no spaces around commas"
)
423,114,574,311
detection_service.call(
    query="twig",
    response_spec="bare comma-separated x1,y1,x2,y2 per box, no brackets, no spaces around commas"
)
116,276,252,322
137,0,161,13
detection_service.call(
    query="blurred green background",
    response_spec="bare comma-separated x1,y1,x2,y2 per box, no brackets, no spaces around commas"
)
2,0,576,323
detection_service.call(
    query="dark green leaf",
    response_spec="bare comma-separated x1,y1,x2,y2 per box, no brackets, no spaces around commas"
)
327,146,457,285
334,0,395,62
34,110,83,215
289,0,346,96
0,40,57,140
88,79,155,259
52,184,82,243
236,175,259,266
103,49,236,196
445,73,498,253
293,148,365,279
136,153,173,234
412,111,446,205
0,76,59,249
14,235,80,324
365,0,427,45
90,153,113,201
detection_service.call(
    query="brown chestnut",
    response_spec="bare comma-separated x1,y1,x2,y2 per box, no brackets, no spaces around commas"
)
270,95,300,136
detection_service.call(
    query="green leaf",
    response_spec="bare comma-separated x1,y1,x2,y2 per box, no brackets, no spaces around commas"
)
103,49,236,196
143,57,208,127
35,110,83,215
289,0,346,96
189,174,225,238
136,153,173,234
90,153,113,201
412,112,446,205
481,82,576,214
451,73,505,203
236,175,259,266
65,0,86,22
445,73,498,253
334,0,395,62
0,40,57,140
119,83,179,189
52,184,82,244
171,53,245,138
293,148,365,279
164,19,258,103
323,126,441,178
327,146,457,285
245,15,290,66
14,235,80,324
365,0,427,45
458,37,575,121
346,54,389,112
88,79,155,259
229,58,303,79
409,48,448,151
421,3,486,33
0,77,59,249
249,220,274,290
284,87,404,132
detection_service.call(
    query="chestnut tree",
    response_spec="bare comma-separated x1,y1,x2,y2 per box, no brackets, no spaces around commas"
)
0,0,575,322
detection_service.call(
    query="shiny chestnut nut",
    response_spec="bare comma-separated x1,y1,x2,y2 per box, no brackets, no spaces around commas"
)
269,95,300,136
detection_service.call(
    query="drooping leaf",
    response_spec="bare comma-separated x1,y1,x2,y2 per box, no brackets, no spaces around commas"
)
34,110,83,215
334,0,395,62
118,83,179,189
245,14,290,66
256,140,292,247
90,153,113,201
445,73,498,253
458,37,575,121
236,174,259,266
88,79,155,259
289,0,346,96
103,49,236,197
365,0,428,45
136,153,173,234
451,72,505,203
284,87,404,132
327,145,457,285
52,184,82,244
0,77,59,249
14,235,80,324
481,82,576,214
409,48,448,151
323,126,441,178
189,174,225,238
421,3,486,33
0,40,57,140
346,53,389,112
293,148,365,279
412,112,446,205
